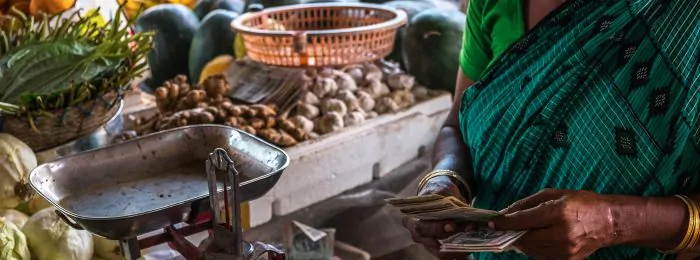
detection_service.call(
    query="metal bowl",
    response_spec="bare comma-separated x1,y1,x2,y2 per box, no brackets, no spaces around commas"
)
36,100,125,163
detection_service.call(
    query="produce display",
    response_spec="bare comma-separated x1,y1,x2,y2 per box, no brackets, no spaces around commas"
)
0,133,99,260
0,133,36,209
126,59,442,148
290,61,438,136
22,208,94,260
0,209,28,228
188,9,238,83
120,0,197,19
0,219,29,260
93,236,122,260
0,3,152,151
135,0,463,95
402,8,465,93
192,0,242,19
128,74,311,147
0,0,73,16
135,3,200,90
0,3,150,117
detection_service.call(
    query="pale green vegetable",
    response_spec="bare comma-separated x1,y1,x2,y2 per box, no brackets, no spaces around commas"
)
93,236,123,260
0,133,37,209
0,219,30,260
0,209,28,228
27,196,52,215
21,208,94,260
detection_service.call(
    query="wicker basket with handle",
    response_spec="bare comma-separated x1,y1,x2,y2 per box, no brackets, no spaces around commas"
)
1,93,122,152
231,3,408,67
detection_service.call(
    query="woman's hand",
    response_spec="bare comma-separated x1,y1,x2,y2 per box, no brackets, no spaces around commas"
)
488,189,618,260
401,176,474,259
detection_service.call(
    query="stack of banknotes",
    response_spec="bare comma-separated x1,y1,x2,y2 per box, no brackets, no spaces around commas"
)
386,194,526,253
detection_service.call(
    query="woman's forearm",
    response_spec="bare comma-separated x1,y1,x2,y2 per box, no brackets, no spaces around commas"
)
610,194,693,251
430,71,478,193
432,127,476,190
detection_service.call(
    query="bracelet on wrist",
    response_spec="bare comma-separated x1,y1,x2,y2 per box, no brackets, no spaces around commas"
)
659,195,700,254
417,169,473,201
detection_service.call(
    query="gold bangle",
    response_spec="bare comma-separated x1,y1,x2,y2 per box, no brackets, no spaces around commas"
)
416,170,473,200
662,195,698,254
686,197,700,250
417,170,457,192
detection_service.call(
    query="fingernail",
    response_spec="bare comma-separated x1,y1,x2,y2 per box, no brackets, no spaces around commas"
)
488,221,495,229
444,223,455,232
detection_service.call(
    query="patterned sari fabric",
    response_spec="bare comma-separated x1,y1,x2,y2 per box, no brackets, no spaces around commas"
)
458,0,700,259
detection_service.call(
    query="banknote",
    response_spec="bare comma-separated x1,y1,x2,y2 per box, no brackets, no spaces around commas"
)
283,221,335,260
399,201,461,214
387,195,500,222
411,207,501,222
439,229,526,253
385,194,446,206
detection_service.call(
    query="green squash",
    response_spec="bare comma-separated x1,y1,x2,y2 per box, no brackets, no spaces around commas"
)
402,8,465,93
189,10,239,84
253,0,302,8
253,0,356,8
381,1,436,69
363,0,436,4
304,0,359,3
194,0,244,20
135,4,200,91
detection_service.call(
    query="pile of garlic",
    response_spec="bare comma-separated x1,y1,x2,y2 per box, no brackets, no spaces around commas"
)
290,61,438,135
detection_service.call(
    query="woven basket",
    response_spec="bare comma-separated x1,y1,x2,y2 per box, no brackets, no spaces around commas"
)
231,3,407,67
1,94,122,152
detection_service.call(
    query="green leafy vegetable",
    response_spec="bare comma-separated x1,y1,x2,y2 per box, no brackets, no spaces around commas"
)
0,4,153,122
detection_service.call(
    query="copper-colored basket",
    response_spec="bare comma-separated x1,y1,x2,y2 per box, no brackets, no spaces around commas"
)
231,3,408,67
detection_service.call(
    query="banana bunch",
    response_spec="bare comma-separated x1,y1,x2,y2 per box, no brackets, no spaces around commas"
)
119,0,196,18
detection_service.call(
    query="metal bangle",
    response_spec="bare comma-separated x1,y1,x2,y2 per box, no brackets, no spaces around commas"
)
660,195,697,254
416,170,473,201
686,197,700,250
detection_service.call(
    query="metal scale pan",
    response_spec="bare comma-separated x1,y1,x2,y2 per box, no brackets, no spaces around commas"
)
28,125,289,258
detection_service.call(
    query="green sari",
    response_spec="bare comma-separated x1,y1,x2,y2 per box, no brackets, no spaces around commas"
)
459,0,700,259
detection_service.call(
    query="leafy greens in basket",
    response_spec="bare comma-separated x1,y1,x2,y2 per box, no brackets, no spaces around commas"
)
0,5,152,127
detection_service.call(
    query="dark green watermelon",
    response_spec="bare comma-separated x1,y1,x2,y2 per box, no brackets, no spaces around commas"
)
304,0,359,3
194,0,244,20
381,1,437,69
363,0,436,4
402,8,465,93
136,4,200,91
189,10,239,84
251,0,357,8
252,0,301,8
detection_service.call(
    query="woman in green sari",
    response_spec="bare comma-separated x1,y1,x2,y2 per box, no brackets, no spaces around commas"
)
402,0,700,259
